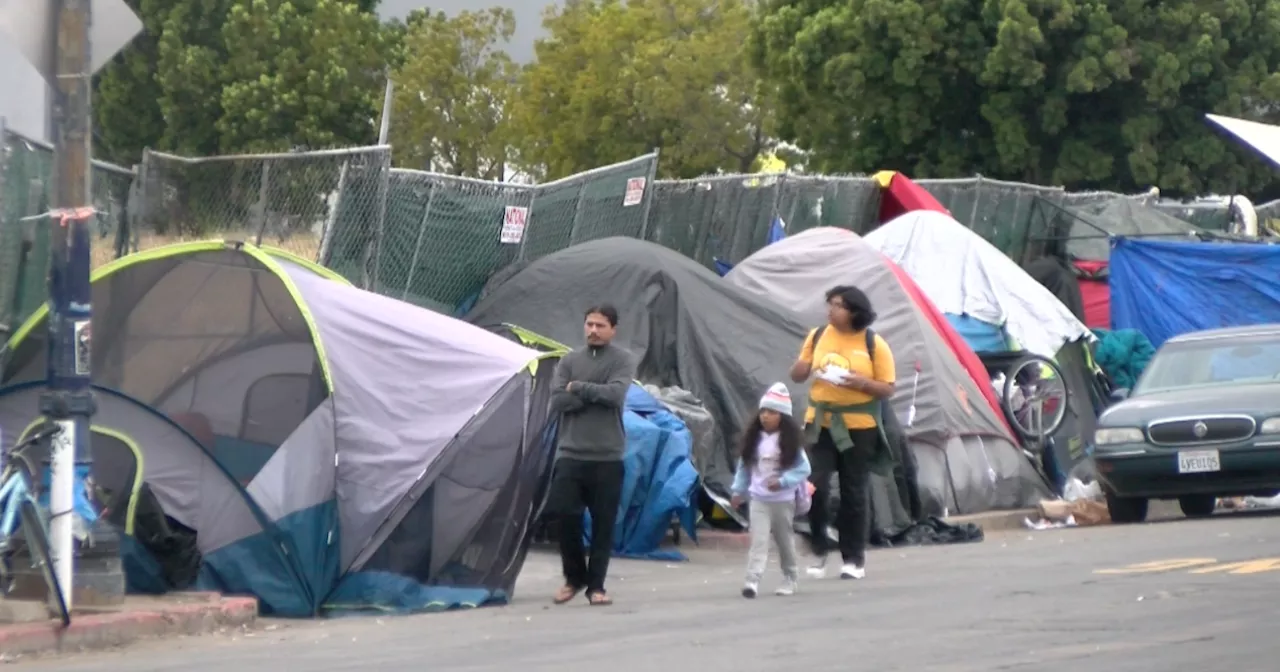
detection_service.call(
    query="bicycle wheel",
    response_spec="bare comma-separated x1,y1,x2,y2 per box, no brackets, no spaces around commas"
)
1001,354,1069,442
17,499,70,626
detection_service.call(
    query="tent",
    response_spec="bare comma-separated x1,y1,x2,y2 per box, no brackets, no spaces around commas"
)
465,237,808,514
724,227,1049,515
865,211,1093,361
872,171,950,224
0,241,560,617
864,213,1102,486
483,324,699,560
1111,237,1280,348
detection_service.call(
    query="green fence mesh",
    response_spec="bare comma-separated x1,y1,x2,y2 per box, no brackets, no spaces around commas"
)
644,173,881,268
321,153,659,313
134,146,392,268
12,129,1274,327
0,124,134,335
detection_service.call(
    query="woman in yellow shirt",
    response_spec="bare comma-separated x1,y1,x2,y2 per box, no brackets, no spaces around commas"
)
789,285,896,580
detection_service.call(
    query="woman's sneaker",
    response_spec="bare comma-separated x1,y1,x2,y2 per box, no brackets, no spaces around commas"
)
805,556,828,579
775,578,798,596
742,581,759,598
840,563,866,580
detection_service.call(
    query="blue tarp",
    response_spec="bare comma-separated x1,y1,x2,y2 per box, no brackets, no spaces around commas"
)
944,313,1009,353
585,385,699,561
1110,238,1280,348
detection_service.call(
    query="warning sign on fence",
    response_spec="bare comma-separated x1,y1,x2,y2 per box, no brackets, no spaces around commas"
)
501,206,528,244
623,178,646,207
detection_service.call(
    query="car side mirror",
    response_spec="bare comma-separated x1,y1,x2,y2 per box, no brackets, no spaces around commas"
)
1110,388,1130,402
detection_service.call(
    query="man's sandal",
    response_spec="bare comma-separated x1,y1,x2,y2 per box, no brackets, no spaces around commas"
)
553,585,582,605
586,590,613,606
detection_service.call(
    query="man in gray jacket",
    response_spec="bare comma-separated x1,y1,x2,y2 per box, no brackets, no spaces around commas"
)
549,304,636,607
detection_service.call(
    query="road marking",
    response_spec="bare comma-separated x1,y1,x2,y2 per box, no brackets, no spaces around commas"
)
1094,558,1217,574
1188,558,1280,575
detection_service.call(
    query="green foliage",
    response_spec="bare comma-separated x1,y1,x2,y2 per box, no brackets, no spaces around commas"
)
385,8,518,178
752,0,1280,195
509,0,775,180
93,0,390,162
219,0,390,152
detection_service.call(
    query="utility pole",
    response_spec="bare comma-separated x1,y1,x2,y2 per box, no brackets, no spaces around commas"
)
43,0,99,615
0,0,139,623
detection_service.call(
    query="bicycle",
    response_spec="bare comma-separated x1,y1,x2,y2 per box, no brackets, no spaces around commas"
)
0,421,71,626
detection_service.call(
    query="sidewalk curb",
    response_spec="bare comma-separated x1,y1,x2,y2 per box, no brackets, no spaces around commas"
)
0,595,258,659
674,508,1038,555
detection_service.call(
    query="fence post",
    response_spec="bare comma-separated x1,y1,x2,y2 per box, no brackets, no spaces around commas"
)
369,148,392,291
967,175,983,228
636,148,660,241
316,160,348,264
518,183,538,262
566,180,588,246
402,181,436,300
253,160,270,245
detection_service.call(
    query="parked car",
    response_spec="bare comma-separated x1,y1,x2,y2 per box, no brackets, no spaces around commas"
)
1093,325,1280,523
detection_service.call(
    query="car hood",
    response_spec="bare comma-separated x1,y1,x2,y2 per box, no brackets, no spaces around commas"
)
1101,384,1280,426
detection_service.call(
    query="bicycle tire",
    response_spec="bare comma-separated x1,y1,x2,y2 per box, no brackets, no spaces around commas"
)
1002,354,1069,441
17,499,71,627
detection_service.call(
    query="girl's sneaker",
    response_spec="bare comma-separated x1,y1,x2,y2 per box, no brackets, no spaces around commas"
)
742,581,759,598
805,556,828,579
775,578,798,596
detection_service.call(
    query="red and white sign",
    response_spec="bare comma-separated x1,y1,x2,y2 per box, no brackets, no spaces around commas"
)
500,206,528,244
623,177,646,207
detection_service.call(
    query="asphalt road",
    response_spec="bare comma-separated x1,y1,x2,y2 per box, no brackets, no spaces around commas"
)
20,510,1280,671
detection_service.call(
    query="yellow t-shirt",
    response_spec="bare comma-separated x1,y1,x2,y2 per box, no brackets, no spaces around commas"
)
800,327,897,429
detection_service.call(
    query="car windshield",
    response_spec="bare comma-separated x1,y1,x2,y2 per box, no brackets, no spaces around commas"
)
1135,333,1280,394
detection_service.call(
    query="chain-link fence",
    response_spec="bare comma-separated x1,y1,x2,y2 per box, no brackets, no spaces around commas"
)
133,146,392,268
0,121,134,334
645,173,881,268
326,153,659,313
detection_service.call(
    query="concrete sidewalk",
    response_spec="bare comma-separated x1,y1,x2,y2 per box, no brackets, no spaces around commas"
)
679,507,1034,553
0,592,256,662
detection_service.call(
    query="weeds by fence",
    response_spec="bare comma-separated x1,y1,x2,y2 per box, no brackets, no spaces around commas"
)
5,124,1268,330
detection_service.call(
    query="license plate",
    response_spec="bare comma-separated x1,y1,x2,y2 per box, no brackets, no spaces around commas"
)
1178,450,1221,474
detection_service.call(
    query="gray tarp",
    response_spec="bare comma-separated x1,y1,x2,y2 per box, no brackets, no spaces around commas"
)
1066,199,1198,262
466,237,809,497
726,227,1051,514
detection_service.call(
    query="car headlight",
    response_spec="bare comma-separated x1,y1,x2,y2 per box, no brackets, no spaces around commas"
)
1095,427,1144,445
1261,418,1280,434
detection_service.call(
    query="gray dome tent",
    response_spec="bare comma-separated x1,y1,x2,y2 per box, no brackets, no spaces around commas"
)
0,241,560,616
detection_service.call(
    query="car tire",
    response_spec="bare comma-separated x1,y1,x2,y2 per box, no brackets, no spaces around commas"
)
1178,494,1217,518
1105,490,1149,524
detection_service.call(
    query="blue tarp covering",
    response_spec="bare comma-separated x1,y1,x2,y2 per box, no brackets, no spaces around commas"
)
1111,238,1280,348
944,313,1010,353
585,385,700,561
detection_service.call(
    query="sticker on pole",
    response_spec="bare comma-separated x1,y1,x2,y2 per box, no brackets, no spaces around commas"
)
623,178,646,207
73,320,91,376
501,206,528,244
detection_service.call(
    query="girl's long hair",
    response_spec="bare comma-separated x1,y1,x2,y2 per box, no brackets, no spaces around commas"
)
738,411,804,469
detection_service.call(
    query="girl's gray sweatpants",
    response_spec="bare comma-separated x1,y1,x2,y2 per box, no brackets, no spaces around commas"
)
745,499,799,583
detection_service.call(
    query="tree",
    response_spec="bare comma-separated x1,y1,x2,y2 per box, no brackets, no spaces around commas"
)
752,0,1280,195
385,8,518,178
219,0,390,152
94,0,391,163
508,0,775,180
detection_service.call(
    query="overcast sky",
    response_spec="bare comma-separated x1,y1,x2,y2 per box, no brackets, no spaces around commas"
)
380,0,555,63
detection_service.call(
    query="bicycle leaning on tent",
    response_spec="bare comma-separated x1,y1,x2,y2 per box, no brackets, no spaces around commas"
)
0,421,71,626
